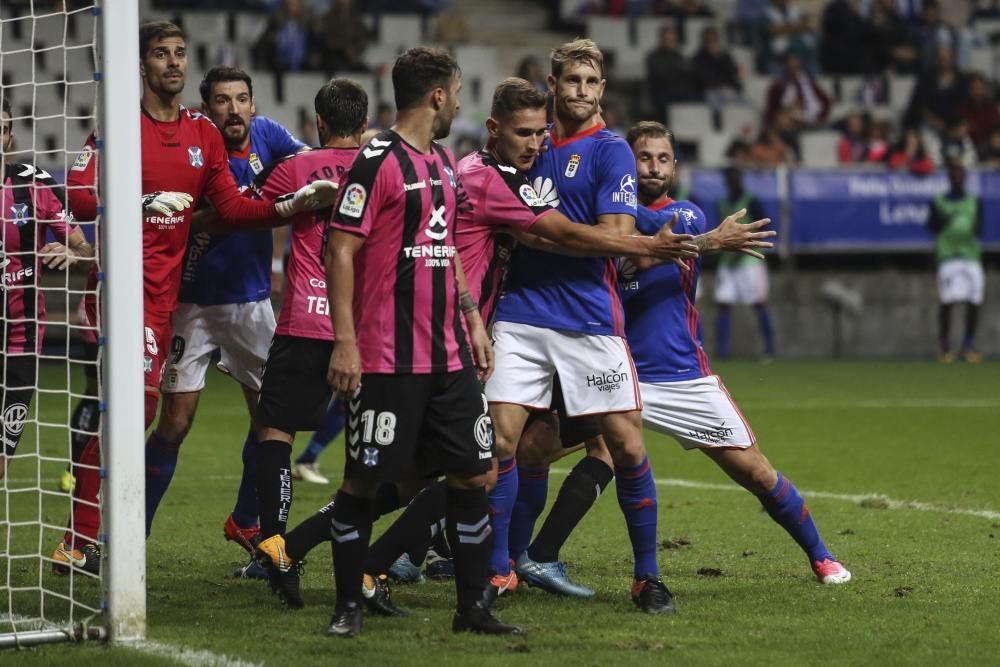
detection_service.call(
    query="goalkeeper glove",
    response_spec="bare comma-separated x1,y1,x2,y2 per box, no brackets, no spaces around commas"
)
142,191,194,216
274,180,338,218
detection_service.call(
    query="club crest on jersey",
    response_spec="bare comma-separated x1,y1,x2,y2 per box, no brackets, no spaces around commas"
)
362,447,379,467
565,154,581,178
518,183,545,208
339,183,366,218
188,146,204,168
443,166,457,189
9,203,29,226
249,152,263,174
612,173,637,207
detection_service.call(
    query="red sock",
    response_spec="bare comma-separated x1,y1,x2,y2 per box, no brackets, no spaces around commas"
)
65,435,101,547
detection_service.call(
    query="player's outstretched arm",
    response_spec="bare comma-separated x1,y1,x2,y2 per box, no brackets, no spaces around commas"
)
454,252,493,383
694,208,775,259
40,227,95,271
325,229,364,396
515,210,698,265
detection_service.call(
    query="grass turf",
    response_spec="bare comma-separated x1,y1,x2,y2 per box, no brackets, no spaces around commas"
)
3,360,998,666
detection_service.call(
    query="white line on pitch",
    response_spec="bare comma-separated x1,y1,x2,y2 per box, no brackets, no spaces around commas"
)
127,641,265,667
548,469,1000,522
739,398,1000,409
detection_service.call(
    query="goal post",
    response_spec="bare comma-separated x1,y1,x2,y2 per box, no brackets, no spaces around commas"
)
0,0,145,649
100,0,146,644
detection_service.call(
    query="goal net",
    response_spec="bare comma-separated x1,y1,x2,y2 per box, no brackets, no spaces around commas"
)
1,0,145,649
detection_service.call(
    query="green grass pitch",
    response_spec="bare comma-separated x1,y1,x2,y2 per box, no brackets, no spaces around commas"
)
3,360,998,666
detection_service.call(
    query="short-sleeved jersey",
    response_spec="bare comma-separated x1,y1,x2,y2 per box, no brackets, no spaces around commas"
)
621,198,711,382
455,150,554,325
259,146,356,340
179,116,304,306
496,124,638,336
67,107,277,314
2,164,74,354
328,130,471,374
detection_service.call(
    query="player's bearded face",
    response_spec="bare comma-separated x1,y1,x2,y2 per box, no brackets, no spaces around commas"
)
633,136,675,202
432,74,462,140
551,60,604,124
142,37,187,98
493,108,547,171
205,80,254,149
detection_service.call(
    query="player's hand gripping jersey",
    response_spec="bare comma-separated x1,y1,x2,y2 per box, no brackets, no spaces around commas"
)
257,146,357,340
496,124,637,336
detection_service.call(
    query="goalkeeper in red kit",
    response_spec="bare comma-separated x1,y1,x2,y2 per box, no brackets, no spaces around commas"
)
53,21,336,575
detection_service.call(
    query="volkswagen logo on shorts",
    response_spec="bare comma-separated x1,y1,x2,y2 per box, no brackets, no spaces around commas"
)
474,413,494,453
3,403,28,435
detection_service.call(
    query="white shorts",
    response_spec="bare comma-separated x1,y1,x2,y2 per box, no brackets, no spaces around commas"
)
640,375,755,450
938,259,984,305
486,321,641,417
161,300,276,393
714,262,769,305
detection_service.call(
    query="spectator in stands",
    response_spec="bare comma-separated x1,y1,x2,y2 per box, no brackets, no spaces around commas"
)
887,126,934,175
516,56,548,94
652,0,714,19
837,111,871,164
982,126,1000,168
867,0,920,74
726,138,755,167
763,0,817,72
936,117,979,167
692,25,744,117
911,1,968,74
317,0,371,72
904,44,965,134
957,73,1000,156
645,23,696,123
867,119,891,162
820,0,874,75
765,51,831,131
750,123,792,166
253,0,319,73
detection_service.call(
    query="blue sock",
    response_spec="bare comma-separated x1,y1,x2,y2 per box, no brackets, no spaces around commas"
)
758,473,833,563
296,399,345,464
614,457,659,580
755,305,775,357
487,458,519,576
231,430,259,528
508,464,549,561
145,432,182,536
716,309,732,357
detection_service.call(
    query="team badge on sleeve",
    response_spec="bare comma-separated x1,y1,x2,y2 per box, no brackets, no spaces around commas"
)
518,183,545,208
565,154,580,178
339,183,367,218
188,146,204,168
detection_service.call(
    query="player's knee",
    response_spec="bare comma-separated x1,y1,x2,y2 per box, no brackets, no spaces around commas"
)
445,470,489,490
340,478,378,499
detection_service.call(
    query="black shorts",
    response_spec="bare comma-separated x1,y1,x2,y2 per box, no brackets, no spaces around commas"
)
1,353,37,457
257,335,334,434
344,367,494,483
524,374,601,448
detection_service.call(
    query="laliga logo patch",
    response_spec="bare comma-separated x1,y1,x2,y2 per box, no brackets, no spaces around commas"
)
9,203,29,227
565,154,581,178
518,183,545,208
339,183,366,219
249,152,263,174
188,146,204,168
71,145,93,172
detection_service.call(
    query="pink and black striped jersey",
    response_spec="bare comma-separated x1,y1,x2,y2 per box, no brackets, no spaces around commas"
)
256,146,357,341
455,150,555,325
2,163,74,354
328,130,471,374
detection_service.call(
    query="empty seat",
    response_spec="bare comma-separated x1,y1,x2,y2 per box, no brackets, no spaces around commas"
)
669,102,713,141
378,14,423,50
800,130,840,168
720,104,758,139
